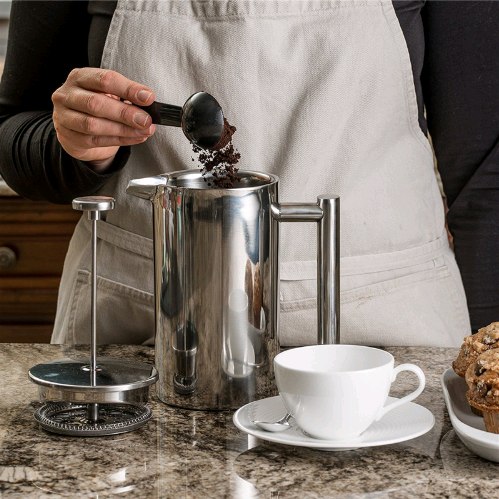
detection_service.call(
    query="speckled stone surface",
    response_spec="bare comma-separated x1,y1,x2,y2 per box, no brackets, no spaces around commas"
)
0,344,497,498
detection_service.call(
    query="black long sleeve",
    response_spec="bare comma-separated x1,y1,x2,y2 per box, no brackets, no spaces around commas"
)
0,0,128,204
421,0,499,332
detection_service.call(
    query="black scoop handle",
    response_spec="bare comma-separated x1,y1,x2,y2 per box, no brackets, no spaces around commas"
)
137,101,182,127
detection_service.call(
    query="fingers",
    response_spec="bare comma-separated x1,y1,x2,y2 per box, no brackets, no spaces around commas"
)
55,125,149,159
55,107,155,139
67,68,155,106
51,68,157,164
63,88,153,129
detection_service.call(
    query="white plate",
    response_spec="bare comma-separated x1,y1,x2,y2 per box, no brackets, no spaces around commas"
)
233,395,435,451
441,368,499,462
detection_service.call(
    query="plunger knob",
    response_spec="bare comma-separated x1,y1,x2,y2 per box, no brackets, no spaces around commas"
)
72,196,115,217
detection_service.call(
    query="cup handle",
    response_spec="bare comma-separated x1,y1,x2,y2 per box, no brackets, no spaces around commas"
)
375,364,425,421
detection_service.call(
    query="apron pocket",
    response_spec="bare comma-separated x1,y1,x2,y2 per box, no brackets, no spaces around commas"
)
279,261,469,348
67,270,154,345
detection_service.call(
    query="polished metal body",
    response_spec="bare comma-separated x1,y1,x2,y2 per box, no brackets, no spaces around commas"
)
72,197,115,213
29,357,158,405
127,170,339,410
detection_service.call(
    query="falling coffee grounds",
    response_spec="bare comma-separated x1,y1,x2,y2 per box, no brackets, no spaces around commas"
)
192,118,241,188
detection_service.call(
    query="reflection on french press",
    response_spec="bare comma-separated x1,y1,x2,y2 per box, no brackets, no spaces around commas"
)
223,288,255,379
222,259,267,377
173,322,198,395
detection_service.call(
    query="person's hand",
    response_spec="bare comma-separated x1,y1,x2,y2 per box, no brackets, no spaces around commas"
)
52,68,156,172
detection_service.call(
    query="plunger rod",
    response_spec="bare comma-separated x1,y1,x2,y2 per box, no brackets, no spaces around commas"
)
88,211,99,422
87,403,99,422
72,197,115,424
90,213,98,383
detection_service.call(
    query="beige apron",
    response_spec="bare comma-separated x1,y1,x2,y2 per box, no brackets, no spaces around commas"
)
52,0,471,347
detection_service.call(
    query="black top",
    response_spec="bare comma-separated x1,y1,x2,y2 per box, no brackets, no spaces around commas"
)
1,0,499,333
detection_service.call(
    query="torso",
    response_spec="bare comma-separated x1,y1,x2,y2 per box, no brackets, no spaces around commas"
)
52,0,471,348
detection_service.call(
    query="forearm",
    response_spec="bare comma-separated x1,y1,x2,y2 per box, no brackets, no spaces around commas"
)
0,109,130,204
0,0,127,204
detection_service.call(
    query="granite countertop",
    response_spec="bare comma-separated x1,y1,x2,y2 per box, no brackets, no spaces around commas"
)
0,344,497,498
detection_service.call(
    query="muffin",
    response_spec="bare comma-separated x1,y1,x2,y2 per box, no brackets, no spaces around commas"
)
465,350,499,433
453,322,499,377
453,323,499,416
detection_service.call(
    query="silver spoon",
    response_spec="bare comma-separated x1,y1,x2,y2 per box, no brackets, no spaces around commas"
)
253,413,292,432
138,91,224,149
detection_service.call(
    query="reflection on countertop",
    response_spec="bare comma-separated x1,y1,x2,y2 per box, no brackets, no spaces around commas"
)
0,343,497,498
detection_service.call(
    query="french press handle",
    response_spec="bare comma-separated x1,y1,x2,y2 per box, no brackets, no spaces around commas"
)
271,196,340,345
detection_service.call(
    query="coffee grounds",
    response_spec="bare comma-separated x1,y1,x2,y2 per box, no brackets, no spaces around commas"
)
212,118,236,150
192,118,241,188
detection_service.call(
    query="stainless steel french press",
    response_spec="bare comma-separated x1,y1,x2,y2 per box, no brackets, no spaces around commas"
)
127,170,339,410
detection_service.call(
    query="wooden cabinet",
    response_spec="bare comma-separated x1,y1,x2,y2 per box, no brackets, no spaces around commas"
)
0,196,80,342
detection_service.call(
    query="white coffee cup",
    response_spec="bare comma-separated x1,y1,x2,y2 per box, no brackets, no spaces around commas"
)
274,345,425,441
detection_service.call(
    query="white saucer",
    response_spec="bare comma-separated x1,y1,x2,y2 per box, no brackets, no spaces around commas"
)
441,368,499,463
233,396,435,451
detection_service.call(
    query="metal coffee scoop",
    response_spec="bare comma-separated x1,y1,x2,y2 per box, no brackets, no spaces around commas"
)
28,196,158,436
138,91,224,149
